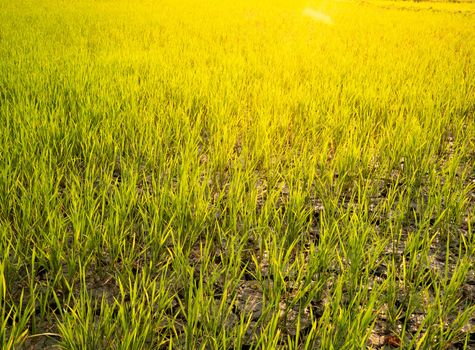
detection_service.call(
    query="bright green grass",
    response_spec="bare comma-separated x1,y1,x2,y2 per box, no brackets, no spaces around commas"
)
1,0,474,348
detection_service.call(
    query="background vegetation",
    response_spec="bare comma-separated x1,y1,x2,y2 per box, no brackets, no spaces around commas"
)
0,0,474,348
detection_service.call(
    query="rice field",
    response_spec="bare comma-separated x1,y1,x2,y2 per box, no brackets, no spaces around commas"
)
1,0,474,348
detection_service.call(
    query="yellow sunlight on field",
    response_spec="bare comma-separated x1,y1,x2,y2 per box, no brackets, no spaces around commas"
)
303,8,334,24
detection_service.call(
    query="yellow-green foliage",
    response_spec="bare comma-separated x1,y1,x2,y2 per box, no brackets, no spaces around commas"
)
0,0,474,349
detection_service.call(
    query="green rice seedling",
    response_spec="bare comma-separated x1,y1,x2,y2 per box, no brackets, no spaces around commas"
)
1,0,474,348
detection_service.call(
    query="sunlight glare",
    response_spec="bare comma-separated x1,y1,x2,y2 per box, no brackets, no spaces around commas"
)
302,8,333,25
